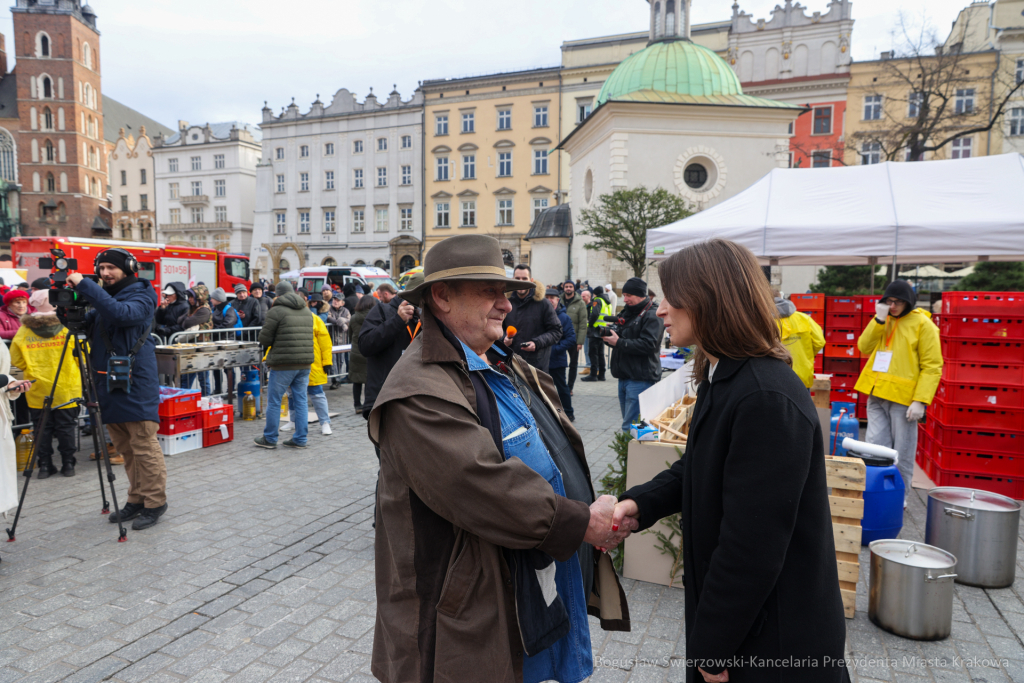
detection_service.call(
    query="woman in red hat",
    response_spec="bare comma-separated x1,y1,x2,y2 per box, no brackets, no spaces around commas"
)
0,289,32,340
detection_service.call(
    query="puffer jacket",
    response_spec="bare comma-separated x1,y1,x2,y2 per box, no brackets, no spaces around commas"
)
308,313,334,387
211,301,239,330
0,304,24,340
608,298,664,383
560,293,588,348
776,298,826,389
156,281,189,331
855,307,942,406
327,304,351,344
9,313,82,410
502,281,563,372
259,291,315,369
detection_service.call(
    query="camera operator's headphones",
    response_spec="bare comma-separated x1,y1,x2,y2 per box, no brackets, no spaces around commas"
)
93,248,140,277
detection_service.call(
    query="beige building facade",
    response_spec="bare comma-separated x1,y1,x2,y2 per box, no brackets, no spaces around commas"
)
108,126,155,242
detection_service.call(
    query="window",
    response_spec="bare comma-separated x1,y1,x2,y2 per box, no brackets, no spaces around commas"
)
325,142,335,156
375,208,389,232
353,139,363,153
0,130,16,182
400,207,413,231
864,95,882,121
169,208,181,224
811,150,831,168
39,33,49,57
1017,59,1024,86
120,195,128,211
435,202,450,228
353,209,365,232
324,210,336,233
462,112,475,133
401,135,412,149
377,138,388,152
191,180,203,196
191,234,207,248
42,77,52,98
215,205,227,222
214,179,226,197
275,147,284,160
908,91,923,118
276,174,285,193
861,141,881,165
401,165,412,185
955,89,975,115
191,207,204,223
436,156,449,181
577,101,592,122
276,212,286,234
498,199,513,225
43,107,52,129
463,155,476,179
300,145,309,158
169,182,179,199
377,167,387,187
140,194,149,210
534,106,549,127
299,211,310,233
300,172,309,191
44,140,54,162
951,137,972,159
169,158,178,173
461,201,476,227
812,107,832,135
498,109,512,130
533,198,548,221
213,234,230,251
191,156,201,171
354,169,364,188
120,170,127,186
436,115,449,136
213,154,225,169
140,169,147,185
325,170,335,190
1010,108,1024,136
498,152,512,177
533,149,548,175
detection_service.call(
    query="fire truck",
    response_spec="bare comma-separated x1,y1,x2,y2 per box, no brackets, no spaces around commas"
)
10,236,250,294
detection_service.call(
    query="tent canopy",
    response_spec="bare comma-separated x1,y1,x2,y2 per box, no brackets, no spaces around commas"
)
647,154,1024,265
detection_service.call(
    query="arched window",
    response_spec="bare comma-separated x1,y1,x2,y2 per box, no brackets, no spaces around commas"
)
83,42,92,69
43,107,52,130
654,2,662,37
44,139,54,162
321,256,338,266
42,77,52,98
279,258,291,271
38,33,49,57
666,0,676,34
89,146,97,169
354,260,366,266
0,129,16,182
214,233,230,251
120,224,132,241
46,172,54,192
399,255,415,272
141,224,153,242
38,202,45,218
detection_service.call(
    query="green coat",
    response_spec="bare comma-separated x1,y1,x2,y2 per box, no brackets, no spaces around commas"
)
348,309,369,384
561,293,588,347
259,292,315,369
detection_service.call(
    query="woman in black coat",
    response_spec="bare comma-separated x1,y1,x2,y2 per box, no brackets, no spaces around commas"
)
612,239,849,683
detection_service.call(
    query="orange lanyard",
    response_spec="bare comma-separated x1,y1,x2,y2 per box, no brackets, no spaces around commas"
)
408,321,421,341
883,317,901,351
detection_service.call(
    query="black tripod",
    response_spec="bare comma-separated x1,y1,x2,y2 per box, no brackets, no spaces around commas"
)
6,323,127,544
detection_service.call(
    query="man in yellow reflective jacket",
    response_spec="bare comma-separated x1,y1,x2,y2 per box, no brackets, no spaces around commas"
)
775,295,825,388
855,280,942,494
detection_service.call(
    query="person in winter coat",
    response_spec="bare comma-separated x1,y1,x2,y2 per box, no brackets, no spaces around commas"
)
210,288,240,396
255,281,315,449
855,279,942,494
612,239,850,683
251,282,272,319
501,266,562,372
68,249,168,531
775,295,826,388
546,288,576,421
308,292,329,322
604,277,663,432
581,287,612,382
282,311,335,436
231,283,262,328
358,281,419,419
173,286,213,394
348,296,374,411
344,282,363,314
0,289,31,340
155,282,189,339
327,296,351,389
560,280,588,390
0,344,32,517
10,292,83,478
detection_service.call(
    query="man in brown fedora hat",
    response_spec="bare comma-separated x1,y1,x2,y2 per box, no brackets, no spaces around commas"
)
368,234,634,683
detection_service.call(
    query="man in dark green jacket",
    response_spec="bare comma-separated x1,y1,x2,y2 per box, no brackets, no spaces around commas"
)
560,281,588,391
255,281,315,449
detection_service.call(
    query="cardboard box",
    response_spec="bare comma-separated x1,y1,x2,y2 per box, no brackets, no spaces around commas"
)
622,440,685,588
810,376,832,409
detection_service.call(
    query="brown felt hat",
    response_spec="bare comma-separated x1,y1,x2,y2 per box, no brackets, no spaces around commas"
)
401,235,534,305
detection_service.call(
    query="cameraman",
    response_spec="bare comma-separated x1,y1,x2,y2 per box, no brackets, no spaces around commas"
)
67,249,167,531
602,277,663,432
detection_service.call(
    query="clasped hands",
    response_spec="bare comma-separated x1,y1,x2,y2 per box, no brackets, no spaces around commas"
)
583,495,641,552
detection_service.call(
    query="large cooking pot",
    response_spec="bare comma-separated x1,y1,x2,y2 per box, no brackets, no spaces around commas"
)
869,540,957,640
925,487,1021,588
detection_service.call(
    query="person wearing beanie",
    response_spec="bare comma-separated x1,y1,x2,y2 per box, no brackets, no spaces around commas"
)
320,285,334,305
66,248,168,530
358,278,419,419
501,264,563,372
855,279,942,498
602,277,664,432
155,282,189,340
11,291,83,478
559,280,588,392
210,288,240,396
308,291,329,322
326,291,351,389
30,277,51,293
231,282,262,327
250,281,272,319
0,289,31,340
545,287,577,421
582,286,613,382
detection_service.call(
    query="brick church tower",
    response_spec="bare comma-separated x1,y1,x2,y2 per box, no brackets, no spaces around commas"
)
12,0,107,238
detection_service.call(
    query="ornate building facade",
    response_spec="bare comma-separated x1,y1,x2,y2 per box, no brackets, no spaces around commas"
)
109,126,156,242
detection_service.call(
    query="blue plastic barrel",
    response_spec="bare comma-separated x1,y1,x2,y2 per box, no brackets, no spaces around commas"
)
237,369,261,416
830,403,859,456
859,454,905,544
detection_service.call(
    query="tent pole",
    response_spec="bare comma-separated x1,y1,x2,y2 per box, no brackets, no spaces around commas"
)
868,256,878,295
891,253,898,284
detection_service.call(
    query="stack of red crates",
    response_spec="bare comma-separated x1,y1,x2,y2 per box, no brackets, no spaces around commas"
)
916,292,1024,499
822,296,866,418
202,404,235,447
791,294,826,374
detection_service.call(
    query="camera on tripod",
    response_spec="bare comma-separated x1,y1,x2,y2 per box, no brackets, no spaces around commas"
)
598,315,623,337
39,249,86,310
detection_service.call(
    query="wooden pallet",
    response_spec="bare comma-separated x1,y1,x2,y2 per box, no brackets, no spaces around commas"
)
825,455,866,619
649,395,696,444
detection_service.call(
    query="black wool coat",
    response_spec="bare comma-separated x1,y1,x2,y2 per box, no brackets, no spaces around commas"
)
623,356,849,683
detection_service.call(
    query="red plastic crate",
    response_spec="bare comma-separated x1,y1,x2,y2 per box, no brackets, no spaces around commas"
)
943,292,1024,317
943,361,1024,385
830,373,858,390
826,312,861,329
203,423,234,448
929,400,1024,431
825,342,860,359
791,293,825,311
925,464,1023,500
932,444,1024,478
935,381,1024,409
824,357,860,374
831,388,860,405
158,412,200,436
202,405,235,429
940,315,1024,340
939,338,1024,364
856,401,867,420
862,295,883,309
926,418,1024,455
814,355,823,373
158,389,200,418
807,311,825,327
825,328,860,344
827,296,863,314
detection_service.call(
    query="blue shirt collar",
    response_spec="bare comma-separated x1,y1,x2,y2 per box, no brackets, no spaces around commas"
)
458,340,507,372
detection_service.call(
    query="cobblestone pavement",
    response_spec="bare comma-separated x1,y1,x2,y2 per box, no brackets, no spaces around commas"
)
1,376,1022,682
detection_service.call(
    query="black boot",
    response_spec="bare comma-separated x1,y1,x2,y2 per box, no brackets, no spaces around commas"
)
132,503,168,531
61,457,76,477
109,502,145,523
36,462,57,480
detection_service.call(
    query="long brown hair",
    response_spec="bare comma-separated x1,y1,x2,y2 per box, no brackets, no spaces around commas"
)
659,239,790,381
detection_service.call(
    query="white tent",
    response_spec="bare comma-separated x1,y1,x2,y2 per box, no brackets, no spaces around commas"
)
647,153,1024,265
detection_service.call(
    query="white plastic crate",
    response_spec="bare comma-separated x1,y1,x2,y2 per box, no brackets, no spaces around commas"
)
157,429,203,456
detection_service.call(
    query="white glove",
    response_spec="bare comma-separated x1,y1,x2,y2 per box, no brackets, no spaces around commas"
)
906,401,926,422
875,302,891,323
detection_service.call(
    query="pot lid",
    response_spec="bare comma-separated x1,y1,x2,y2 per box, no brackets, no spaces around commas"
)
870,540,957,569
929,487,1022,512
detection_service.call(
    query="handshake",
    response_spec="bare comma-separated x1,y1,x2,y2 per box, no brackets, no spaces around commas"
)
583,495,641,552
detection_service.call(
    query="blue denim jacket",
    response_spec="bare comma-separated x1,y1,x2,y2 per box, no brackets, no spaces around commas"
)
461,341,593,683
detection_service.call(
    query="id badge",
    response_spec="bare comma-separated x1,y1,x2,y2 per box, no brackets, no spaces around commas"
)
873,351,893,373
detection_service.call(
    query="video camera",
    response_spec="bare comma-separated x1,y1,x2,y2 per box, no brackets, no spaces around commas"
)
39,249,90,330
598,315,624,337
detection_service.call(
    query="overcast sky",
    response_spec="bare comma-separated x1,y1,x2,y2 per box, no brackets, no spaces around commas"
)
0,0,983,131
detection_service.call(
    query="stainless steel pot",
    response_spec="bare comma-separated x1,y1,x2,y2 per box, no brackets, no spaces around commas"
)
925,487,1021,588
869,540,957,640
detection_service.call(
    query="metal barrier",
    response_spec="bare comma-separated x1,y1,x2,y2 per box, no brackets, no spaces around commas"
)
167,326,264,345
